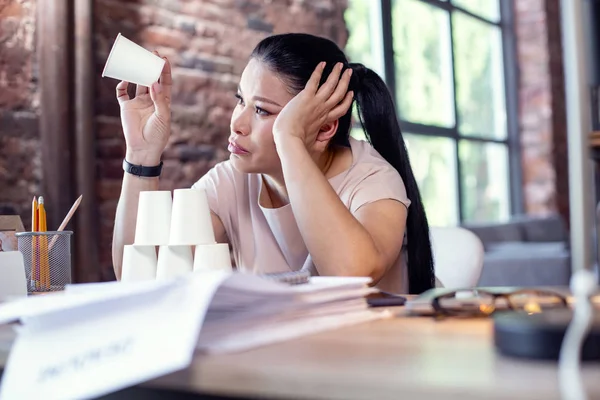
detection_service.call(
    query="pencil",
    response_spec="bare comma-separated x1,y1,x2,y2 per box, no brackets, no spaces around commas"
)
38,197,50,289
49,194,82,250
32,196,37,232
57,194,82,232
31,197,38,289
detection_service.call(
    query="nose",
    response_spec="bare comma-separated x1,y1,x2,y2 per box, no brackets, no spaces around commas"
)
230,106,251,136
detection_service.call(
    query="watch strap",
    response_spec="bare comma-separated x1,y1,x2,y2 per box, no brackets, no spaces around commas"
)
123,159,163,177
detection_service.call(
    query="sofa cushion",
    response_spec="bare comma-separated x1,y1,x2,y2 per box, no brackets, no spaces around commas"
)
485,241,569,258
463,221,524,249
478,241,571,287
517,215,567,243
478,253,571,286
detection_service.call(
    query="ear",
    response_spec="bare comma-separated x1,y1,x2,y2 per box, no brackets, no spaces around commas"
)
316,119,338,143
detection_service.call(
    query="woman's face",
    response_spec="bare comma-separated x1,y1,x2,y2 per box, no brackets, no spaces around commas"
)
228,58,295,175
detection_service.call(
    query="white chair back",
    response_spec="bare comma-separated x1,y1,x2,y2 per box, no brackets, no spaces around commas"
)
430,226,484,288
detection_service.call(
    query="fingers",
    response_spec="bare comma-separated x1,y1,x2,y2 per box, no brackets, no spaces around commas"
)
116,50,172,107
150,81,170,121
146,50,172,120
317,62,345,100
327,91,354,121
325,67,353,109
159,56,173,86
158,54,173,102
136,84,149,97
305,62,326,93
116,81,130,105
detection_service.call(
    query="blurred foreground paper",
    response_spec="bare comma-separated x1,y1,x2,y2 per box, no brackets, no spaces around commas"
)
0,271,230,400
0,272,382,399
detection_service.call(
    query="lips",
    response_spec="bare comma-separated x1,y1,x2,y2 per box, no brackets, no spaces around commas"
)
228,141,250,155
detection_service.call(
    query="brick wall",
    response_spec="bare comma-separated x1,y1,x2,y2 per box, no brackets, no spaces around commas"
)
514,0,569,222
94,0,349,279
0,0,571,280
0,0,41,229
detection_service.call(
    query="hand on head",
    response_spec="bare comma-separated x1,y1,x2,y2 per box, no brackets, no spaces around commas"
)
272,62,354,152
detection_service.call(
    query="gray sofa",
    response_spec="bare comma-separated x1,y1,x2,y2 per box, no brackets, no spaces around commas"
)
462,215,571,287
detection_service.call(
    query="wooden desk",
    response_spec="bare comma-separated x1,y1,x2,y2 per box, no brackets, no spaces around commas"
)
1,312,600,399
143,313,600,400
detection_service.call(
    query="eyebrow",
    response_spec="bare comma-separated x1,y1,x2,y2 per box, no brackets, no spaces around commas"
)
238,87,282,107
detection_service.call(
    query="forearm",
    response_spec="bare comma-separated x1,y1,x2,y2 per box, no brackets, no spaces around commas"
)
277,138,383,278
112,153,160,279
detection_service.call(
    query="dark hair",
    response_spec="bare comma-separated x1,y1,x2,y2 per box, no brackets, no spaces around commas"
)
251,33,435,294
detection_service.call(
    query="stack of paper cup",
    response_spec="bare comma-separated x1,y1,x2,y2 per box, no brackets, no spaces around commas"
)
134,191,173,246
102,33,166,87
169,188,216,245
156,245,194,280
124,187,233,282
193,243,232,272
170,188,232,272
121,245,159,282
121,191,172,282
154,188,216,279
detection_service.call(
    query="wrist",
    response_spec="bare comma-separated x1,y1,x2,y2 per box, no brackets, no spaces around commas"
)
274,136,311,170
125,150,162,166
274,134,305,151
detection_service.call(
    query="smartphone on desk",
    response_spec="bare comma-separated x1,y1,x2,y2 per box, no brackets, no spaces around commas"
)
366,291,407,307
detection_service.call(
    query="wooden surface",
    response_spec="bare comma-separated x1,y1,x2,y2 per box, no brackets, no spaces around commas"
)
147,312,600,400
2,311,600,399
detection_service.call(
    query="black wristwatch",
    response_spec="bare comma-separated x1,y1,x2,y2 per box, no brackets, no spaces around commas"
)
123,159,163,177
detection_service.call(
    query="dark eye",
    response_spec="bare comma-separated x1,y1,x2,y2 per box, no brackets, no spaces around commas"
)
255,107,271,116
235,93,244,105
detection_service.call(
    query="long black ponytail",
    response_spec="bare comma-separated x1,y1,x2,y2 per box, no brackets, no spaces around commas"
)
251,33,435,294
350,63,435,294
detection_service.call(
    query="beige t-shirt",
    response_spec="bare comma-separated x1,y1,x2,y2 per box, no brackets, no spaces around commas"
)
193,137,411,293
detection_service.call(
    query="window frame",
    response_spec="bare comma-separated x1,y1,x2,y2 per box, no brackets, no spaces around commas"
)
359,0,522,223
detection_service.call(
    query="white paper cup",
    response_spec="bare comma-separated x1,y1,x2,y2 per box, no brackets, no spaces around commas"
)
156,245,194,280
135,190,172,246
102,33,166,87
193,243,232,272
169,188,216,246
121,245,157,282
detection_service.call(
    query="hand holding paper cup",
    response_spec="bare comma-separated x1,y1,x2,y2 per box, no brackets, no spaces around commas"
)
102,33,166,87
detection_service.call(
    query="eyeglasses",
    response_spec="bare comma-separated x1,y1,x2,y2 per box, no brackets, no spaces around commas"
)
431,289,568,318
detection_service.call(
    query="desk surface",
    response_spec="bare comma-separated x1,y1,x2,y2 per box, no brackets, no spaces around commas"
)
1,311,600,400
148,312,600,400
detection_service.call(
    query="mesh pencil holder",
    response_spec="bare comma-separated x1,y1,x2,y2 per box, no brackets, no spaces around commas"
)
16,231,73,293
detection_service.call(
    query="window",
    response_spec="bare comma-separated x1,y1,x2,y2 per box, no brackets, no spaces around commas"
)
345,0,520,226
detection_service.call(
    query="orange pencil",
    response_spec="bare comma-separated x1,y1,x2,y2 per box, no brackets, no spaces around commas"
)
38,197,50,289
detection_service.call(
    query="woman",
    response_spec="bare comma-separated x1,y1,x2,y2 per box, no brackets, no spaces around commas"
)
112,33,435,294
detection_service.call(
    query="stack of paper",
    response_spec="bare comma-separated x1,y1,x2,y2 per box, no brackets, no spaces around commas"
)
198,274,383,353
0,271,386,400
